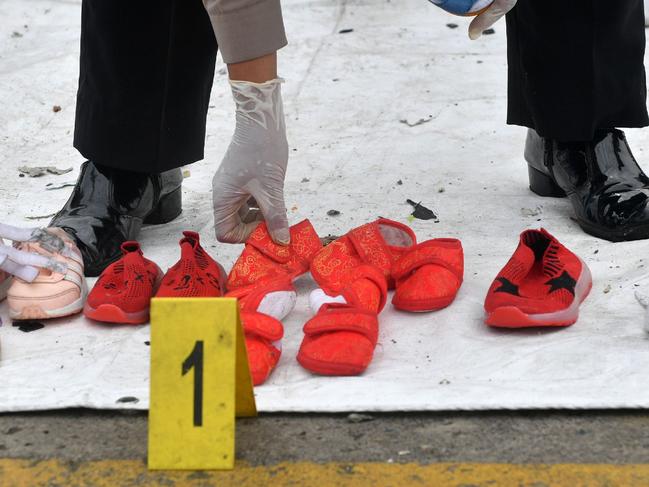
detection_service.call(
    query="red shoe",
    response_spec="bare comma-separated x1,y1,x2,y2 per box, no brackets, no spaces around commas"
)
484,229,592,328
84,242,163,324
155,231,226,298
227,219,322,289
298,219,415,376
227,220,322,386
391,238,464,312
227,277,295,386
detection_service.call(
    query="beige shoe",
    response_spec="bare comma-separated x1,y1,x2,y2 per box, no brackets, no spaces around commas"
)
0,270,10,301
7,228,87,320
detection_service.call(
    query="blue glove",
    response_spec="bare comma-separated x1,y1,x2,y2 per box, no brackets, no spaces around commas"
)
427,0,493,16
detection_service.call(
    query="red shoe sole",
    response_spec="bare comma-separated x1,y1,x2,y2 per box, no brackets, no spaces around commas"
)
486,263,593,329
84,303,149,325
392,293,457,313
296,353,369,376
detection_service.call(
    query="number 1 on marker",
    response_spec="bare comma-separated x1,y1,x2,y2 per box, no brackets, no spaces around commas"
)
182,340,204,427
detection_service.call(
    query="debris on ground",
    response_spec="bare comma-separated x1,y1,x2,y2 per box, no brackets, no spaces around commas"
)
301,177,310,183
603,284,612,294
406,199,437,220
521,206,543,217
483,28,496,35
46,181,76,191
346,413,374,423
327,209,341,216
12,321,45,333
446,23,458,29
397,179,403,185
291,205,298,212
116,396,140,404
399,116,433,128
11,31,23,38
439,379,451,385
438,187,445,193
52,105,61,113
398,450,411,456
182,169,191,178
339,28,354,34
18,166,72,178
25,213,56,220
321,234,340,246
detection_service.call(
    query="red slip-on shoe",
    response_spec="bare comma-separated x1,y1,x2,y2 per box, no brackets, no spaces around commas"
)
484,228,592,328
226,276,295,386
391,238,464,312
84,242,163,324
297,219,415,376
227,219,322,290
155,231,227,298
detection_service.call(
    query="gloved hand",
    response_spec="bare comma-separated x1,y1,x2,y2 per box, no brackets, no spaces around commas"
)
0,224,68,281
468,0,517,40
212,78,290,245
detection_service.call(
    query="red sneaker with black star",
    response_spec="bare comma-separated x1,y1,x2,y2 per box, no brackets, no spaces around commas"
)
155,231,226,298
484,229,592,328
84,241,163,324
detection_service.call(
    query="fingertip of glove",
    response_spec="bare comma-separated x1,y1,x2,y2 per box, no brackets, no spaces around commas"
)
271,228,291,246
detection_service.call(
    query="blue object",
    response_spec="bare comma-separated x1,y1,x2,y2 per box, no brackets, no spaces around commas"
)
427,0,485,15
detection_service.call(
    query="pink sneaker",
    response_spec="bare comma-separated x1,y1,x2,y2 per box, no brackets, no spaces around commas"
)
7,228,87,320
0,270,10,301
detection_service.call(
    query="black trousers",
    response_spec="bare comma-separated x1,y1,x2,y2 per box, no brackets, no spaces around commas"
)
73,0,218,173
506,0,649,141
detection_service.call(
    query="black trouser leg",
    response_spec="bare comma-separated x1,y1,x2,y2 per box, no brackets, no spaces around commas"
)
506,0,648,141
73,0,218,173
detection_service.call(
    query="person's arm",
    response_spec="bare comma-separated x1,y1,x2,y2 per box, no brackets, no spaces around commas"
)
202,0,287,65
202,1,290,244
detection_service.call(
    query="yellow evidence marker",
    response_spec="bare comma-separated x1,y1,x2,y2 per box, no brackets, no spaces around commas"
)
148,297,257,470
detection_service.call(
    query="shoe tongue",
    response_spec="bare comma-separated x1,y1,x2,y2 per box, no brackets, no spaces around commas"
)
121,241,142,255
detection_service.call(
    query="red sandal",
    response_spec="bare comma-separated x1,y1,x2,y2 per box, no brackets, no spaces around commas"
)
391,238,464,312
227,220,321,385
297,219,415,376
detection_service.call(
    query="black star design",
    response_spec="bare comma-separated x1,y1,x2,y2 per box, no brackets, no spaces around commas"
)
494,277,520,296
545,271,576,296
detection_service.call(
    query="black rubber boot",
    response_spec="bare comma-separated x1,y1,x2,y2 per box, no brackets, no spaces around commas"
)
525,128,649,242
50,161,183,276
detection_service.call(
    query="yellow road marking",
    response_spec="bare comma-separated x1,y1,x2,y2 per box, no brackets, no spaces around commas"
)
3,460,649,486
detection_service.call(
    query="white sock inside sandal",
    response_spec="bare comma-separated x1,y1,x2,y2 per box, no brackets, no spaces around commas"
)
309,288,348,314
257,290,297,321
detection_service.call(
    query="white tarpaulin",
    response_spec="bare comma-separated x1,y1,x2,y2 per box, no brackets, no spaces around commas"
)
1,0,649,412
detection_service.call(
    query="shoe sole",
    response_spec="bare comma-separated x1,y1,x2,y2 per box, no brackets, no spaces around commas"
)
10,280,89,321
485,259,592,328
84,303,149,325
392,293,458,313
297,354,369,376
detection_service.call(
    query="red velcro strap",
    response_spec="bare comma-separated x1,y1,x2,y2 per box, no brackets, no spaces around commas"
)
226,277,294,312
342,264,389,312
288,219,322,266
347,222,394,276
246,223,292,264
391,239,464,283
241,311,284,342
303,305,379,344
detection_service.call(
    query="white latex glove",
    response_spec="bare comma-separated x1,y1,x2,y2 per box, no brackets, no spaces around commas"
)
0,224,68,281
212,78,290,245
468,0,517,40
